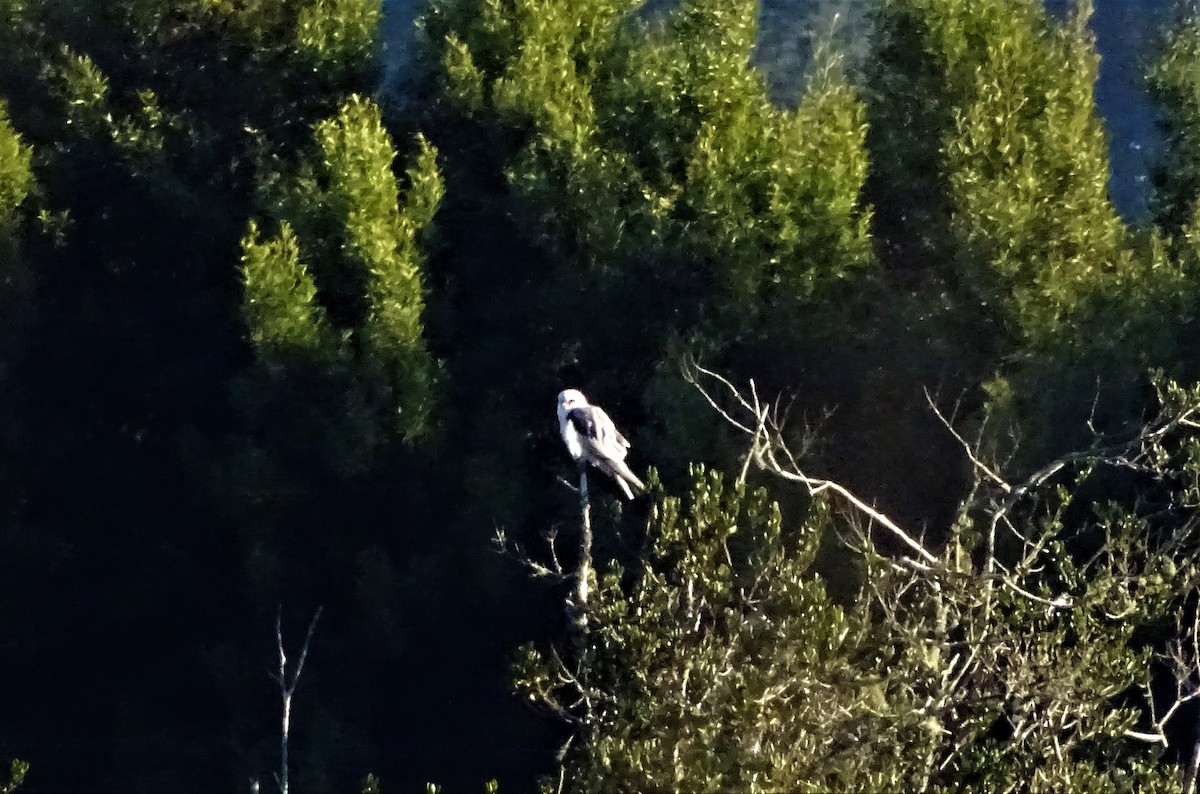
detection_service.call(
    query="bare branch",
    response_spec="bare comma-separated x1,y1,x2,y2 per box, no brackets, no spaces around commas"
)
669,368,1200,780
690,366,941,566
272,606,322,794
684,364,756,434
761,451,939,565
291,608,322,689
925,387,1011,493
995,578,1072,610
570,468,593,635
1124,728,1167,745
688,365,1155,619
493,526,568,581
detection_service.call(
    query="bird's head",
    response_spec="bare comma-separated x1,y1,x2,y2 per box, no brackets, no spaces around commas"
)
557,389,587,420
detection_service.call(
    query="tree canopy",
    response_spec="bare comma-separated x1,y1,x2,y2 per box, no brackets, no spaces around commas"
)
3,0,1200,791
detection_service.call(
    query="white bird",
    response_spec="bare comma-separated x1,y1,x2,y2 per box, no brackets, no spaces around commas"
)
557,389,645,500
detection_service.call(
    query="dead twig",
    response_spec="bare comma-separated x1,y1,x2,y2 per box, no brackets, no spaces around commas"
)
271,606,322,794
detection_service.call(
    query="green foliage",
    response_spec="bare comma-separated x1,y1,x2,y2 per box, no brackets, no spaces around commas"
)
0,0,469,791
0,760,27,794
315,98,442,438
874,0,1124,347
240,220,339,368
425,0,875,497
51,46,110,121
10,0,1200,791
520,433,1200,791
534,467,846,792
253,94,442,442
0,101,33,249
869,0,1200,467
296,0,383,73
1149,15,1200,232
429,0,872,329
47,45,178,166
0,92,36,374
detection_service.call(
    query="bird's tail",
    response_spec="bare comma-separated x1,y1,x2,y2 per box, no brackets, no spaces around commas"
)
607,458,645,500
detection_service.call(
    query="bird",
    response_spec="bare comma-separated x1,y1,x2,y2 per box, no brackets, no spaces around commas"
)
557,389,645,499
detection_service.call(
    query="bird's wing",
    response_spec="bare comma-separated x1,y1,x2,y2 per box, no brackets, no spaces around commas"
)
583,406,630,462
568,409,608,465
565,404,643,499
566,407,597,440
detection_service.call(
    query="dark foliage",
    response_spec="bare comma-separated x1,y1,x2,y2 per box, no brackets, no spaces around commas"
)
2,0,1200,791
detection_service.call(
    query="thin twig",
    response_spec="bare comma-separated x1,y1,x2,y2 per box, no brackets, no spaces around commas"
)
925,387,1011,493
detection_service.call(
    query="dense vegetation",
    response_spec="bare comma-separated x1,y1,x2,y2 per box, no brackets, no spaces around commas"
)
5,0,1200,790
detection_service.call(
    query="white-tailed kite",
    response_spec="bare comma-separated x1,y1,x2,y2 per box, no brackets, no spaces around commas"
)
557,389,645,500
